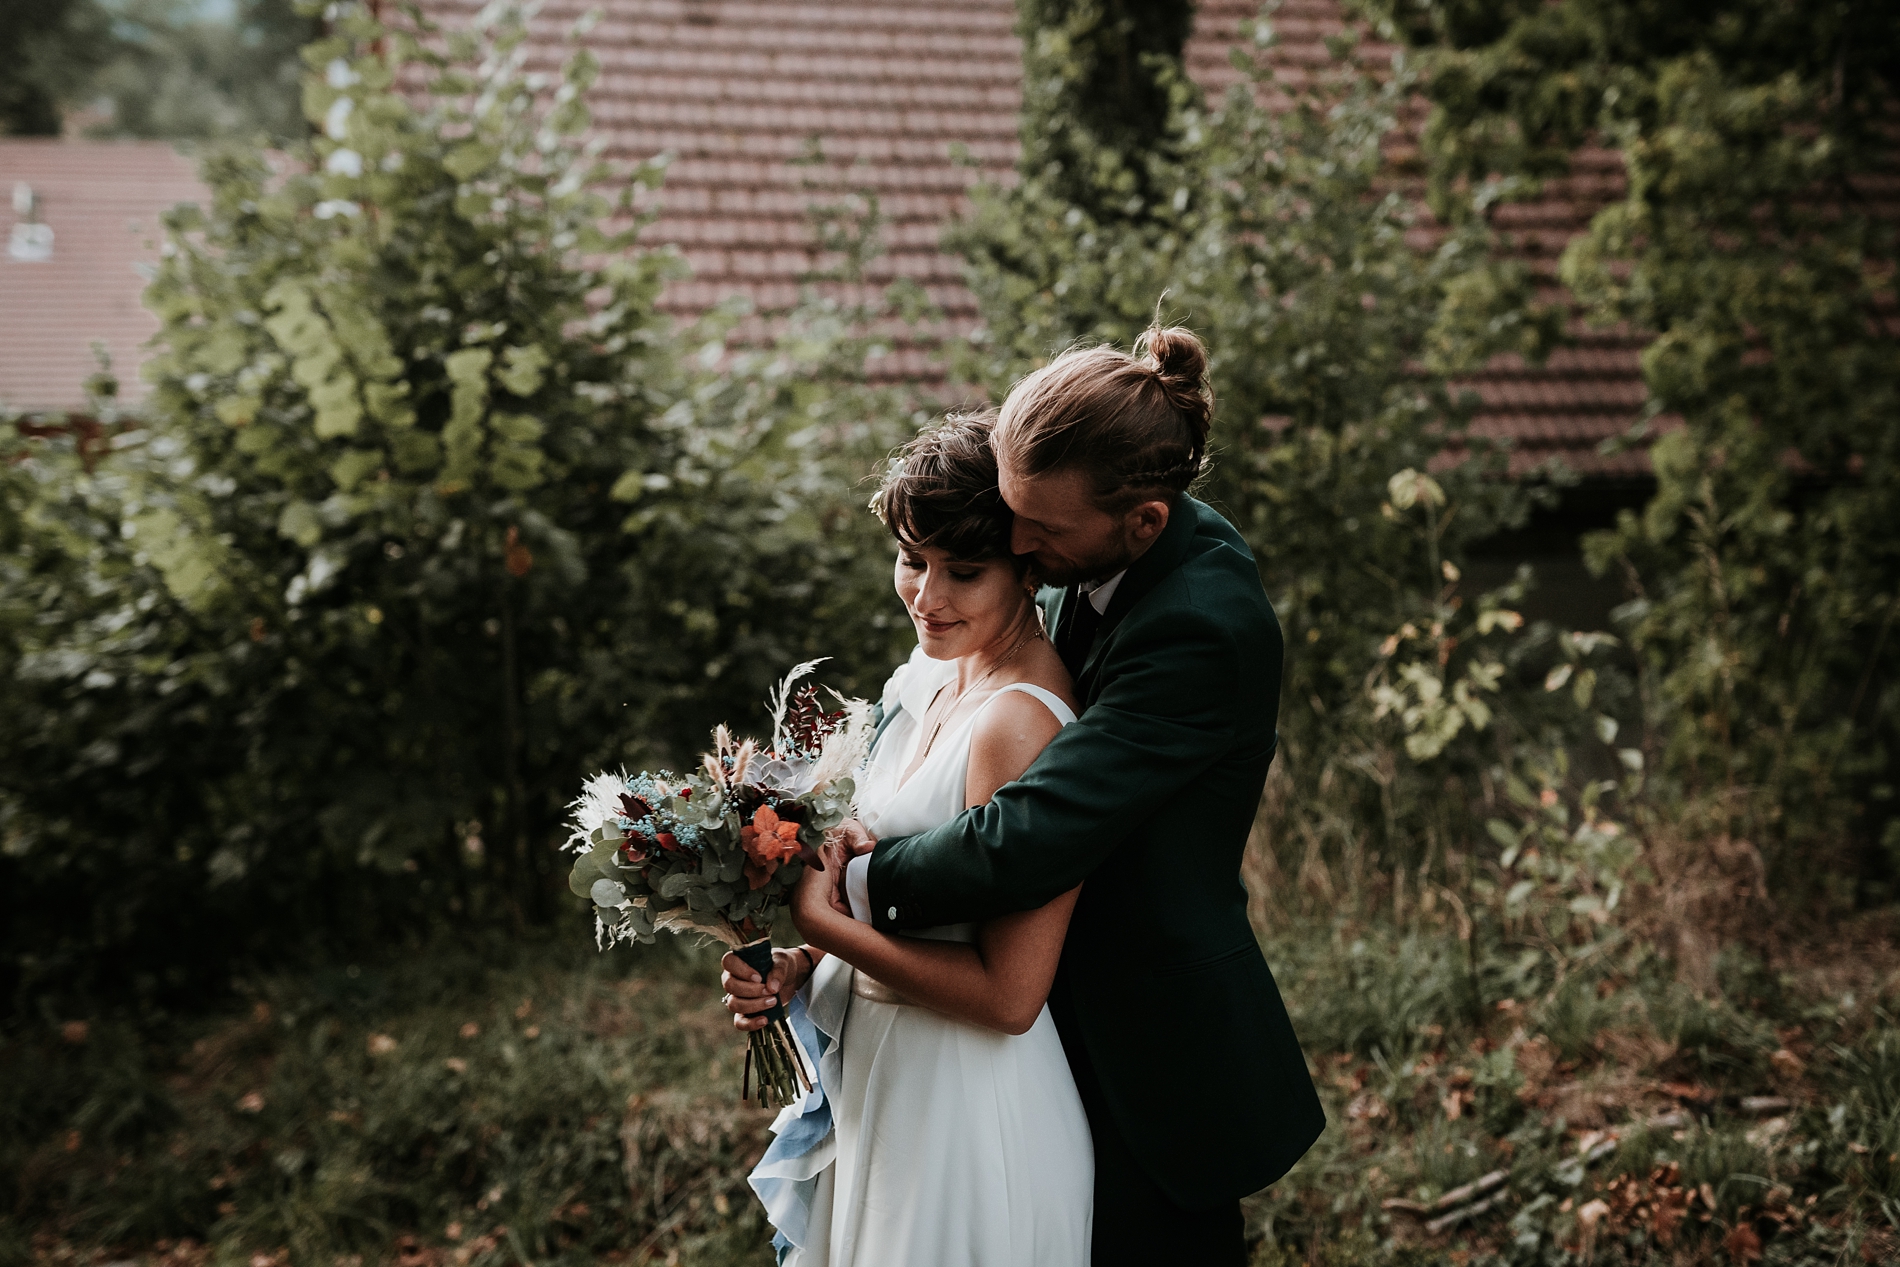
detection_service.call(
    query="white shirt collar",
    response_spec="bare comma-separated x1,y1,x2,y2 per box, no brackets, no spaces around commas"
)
1082,571,1125,615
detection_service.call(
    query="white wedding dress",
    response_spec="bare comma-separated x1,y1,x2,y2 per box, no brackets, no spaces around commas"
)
758,648,1094,1267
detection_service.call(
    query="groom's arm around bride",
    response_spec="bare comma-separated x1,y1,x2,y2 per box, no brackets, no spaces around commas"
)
854,329,1325,1263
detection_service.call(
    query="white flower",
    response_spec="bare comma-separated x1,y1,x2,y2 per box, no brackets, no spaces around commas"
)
807,696,876,792
313,199,360,220
566,769,630,850
325,148,363,178
325,59,359,89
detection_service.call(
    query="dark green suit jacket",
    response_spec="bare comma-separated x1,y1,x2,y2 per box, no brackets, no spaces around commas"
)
866,495,1324,1206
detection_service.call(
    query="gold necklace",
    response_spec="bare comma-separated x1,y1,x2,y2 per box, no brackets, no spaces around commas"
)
915,618,1042,765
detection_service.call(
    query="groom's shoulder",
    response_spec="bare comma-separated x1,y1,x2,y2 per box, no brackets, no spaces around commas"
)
1158,499,1279,642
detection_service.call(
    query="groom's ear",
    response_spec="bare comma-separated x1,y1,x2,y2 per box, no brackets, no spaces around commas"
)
1123,497,1172,544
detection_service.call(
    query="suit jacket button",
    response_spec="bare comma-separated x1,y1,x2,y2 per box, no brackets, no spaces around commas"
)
887,906,898,920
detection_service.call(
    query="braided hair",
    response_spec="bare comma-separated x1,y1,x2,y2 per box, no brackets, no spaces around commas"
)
993,325,1213,510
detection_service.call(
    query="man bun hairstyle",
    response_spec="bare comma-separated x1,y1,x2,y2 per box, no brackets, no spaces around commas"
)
995,324,1213,509
871,409,1016,561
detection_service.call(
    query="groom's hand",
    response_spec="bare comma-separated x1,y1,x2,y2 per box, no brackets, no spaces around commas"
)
720,947,807,1033
831,819,877,858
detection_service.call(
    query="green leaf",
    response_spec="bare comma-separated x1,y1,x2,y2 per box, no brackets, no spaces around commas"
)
328,448,382,491
568,854,604,899
443,141,498,180
277,501,323,548
497,344,552,396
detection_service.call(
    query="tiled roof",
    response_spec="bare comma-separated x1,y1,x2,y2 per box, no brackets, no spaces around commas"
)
1186,4,1648,478
416,0,1648,478
0,140,204,414
0,4,1653,478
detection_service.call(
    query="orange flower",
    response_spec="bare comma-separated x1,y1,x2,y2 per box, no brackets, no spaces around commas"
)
741,805,801,889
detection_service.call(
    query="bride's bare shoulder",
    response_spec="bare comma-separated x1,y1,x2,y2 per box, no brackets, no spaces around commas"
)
965,690,1064,802
1015,639,1078,713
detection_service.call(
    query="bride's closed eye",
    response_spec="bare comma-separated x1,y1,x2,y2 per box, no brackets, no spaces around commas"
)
900,553,982,583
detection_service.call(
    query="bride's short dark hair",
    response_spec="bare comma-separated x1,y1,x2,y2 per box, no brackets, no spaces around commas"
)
871,410,1017,563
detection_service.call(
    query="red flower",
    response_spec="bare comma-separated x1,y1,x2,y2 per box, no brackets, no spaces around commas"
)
654,832,681,852
740,806,801,889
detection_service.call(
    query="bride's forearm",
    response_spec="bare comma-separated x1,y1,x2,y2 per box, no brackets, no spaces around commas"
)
797,908,1037,1035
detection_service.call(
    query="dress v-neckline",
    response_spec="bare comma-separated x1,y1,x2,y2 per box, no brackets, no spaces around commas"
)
893,687,998,795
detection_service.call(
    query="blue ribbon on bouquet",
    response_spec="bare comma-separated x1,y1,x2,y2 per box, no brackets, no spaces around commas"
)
746,991,834,1264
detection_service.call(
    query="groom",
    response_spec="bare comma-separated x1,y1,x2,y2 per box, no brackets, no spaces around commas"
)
838,349,1325,1264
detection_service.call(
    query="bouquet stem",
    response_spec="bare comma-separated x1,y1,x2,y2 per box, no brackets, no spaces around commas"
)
732,939,813,1108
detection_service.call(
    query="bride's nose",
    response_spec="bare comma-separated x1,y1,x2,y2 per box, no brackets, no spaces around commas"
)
911,567,952,616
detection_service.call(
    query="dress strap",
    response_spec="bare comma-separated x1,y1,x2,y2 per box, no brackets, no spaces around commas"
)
981,681,1079,727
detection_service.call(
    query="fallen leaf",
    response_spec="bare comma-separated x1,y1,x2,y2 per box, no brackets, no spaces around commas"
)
1653,1186,1688,1246
367,1033,399,1056
235,1092,266,1113
444,1057,468,1074
1724,1222,1762,1263
459,1022,481,1039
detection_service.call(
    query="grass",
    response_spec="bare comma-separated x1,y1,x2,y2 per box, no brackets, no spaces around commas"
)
5,908,1900,1266
1244,908,1900,1265
3,935,776,1267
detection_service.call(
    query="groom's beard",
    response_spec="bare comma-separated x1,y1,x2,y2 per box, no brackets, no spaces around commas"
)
1019,538,1139,589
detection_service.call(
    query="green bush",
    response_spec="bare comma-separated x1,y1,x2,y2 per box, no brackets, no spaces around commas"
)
0,3,911,1010
1365,0,1900,893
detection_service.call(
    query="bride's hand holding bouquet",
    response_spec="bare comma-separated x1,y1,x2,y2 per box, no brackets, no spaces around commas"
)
720,828,857,1030
561,662,873,1106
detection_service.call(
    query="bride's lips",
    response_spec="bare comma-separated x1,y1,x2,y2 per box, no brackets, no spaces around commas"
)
916,615,961,636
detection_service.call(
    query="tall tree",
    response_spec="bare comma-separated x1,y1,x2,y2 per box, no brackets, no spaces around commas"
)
1015,0,1199,213
0,0,314,141
87,0,317,141
0,0,115,135
951,0,1207,377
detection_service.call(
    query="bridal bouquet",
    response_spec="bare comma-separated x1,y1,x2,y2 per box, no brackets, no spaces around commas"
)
565,661,873,1107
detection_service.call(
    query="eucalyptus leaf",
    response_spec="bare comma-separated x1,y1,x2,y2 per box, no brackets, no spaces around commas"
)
567,855,605,899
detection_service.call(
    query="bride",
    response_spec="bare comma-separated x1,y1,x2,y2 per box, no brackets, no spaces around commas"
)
720,411,1093,1265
